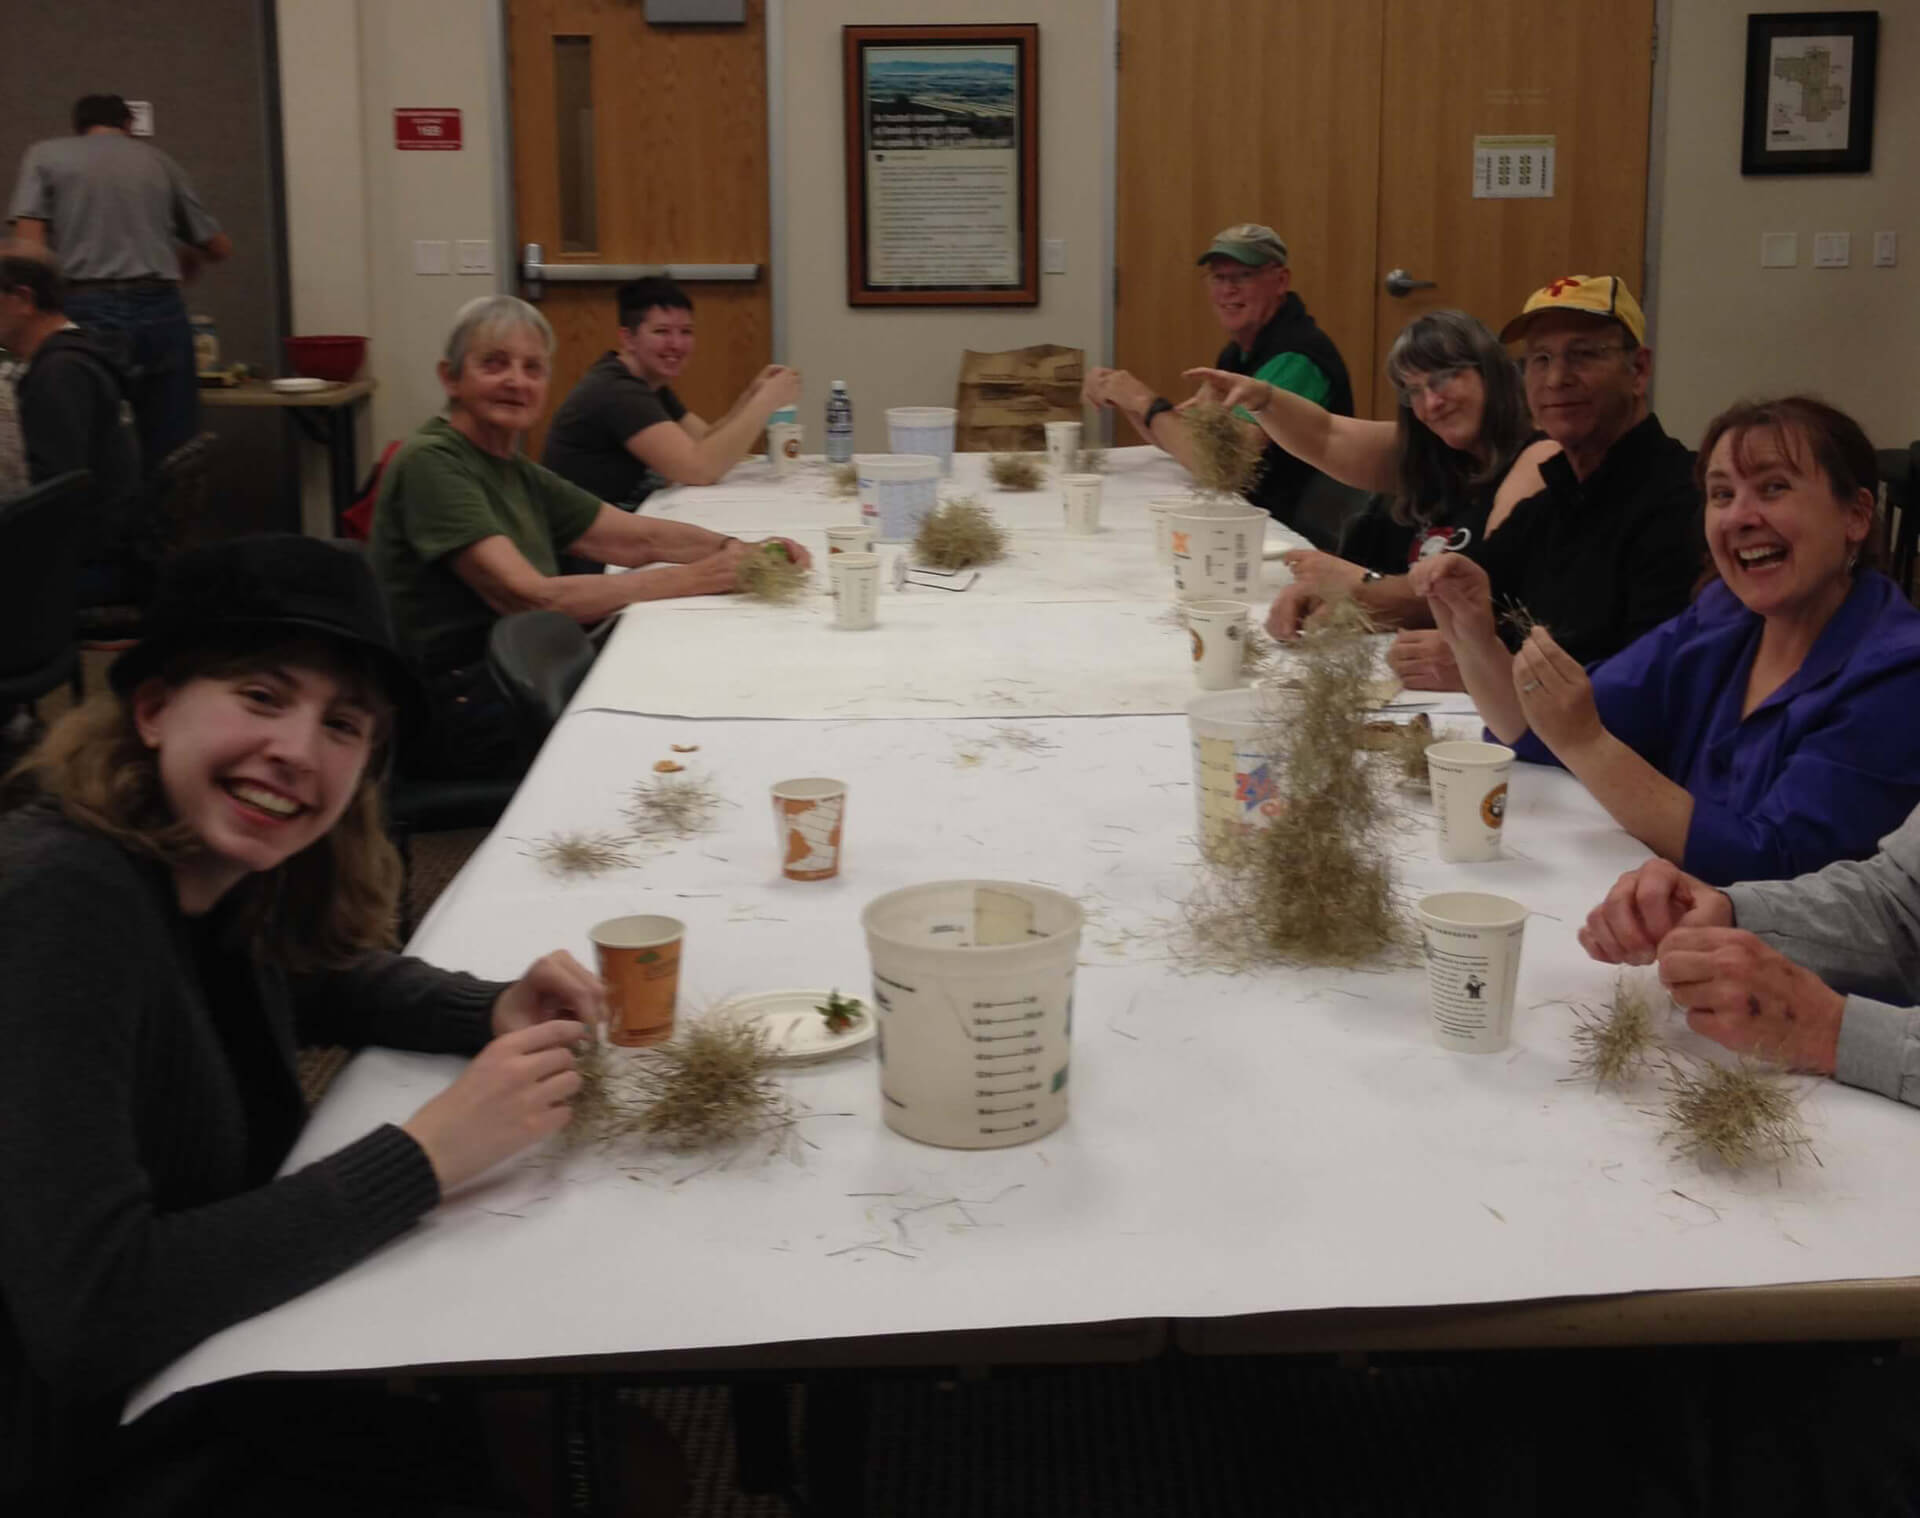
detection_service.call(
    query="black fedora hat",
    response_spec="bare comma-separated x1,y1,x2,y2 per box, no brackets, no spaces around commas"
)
110,534,424,726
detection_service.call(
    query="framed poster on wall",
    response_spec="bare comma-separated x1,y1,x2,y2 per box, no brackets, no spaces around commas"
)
842,23,1039,306
1741,10,1878,175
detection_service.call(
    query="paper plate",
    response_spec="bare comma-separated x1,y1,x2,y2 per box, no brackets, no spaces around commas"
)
719,989,875,1064
270,376,332,393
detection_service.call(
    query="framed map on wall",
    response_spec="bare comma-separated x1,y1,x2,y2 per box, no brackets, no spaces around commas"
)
1741,10,1879,175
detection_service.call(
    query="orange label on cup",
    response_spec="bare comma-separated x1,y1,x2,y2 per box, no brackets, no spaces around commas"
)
1480,783,1508,830
600,939,681,1047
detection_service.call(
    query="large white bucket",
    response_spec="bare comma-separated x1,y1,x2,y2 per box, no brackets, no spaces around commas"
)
885,406,957,475
856,453,941,542
1187,687,1291,859
1169,498,1266,601
861,880,1084,1149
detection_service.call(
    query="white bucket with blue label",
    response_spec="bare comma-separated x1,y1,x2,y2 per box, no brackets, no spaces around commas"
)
856,453,941,542
862,880,1083,1150
1186,686,1293,860
884,406,957,475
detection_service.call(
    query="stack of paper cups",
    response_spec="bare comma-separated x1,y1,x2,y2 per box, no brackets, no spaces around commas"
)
885,407,957,474
1061,473,1103,534
1044,419,1082,474
830,551,880,629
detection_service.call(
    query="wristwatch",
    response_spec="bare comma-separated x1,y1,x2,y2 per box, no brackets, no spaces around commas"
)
1143,397,1175,429
1360,570,1385,584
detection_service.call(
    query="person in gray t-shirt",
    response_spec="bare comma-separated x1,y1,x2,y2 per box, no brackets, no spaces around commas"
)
6,93,231,468
1581,805,1920,1109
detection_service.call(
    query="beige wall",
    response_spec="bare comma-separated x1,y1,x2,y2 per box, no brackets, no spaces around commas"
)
777,0,1109,452
1652,0,1920,449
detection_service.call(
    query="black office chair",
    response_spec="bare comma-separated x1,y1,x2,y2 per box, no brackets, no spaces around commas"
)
487,609,597,769
1290,471,1375,554
0,471,95,714
1876,443,1918,602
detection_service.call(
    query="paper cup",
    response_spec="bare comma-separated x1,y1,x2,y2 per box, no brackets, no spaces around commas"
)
885,406,957,475
1186,686,1291,860
855,453,941,541
862,880,1083,1148
589,914,685,1048
1147,498,1187,565
825,524,873,556
1416,892,1528,1053
772,777,848,881
830,551,879,630
1427,741,1515,863
1044,419,1082,475
1187,599,1250,692
1061,473,1103,534
1169,498,1266,601
767,421,802,477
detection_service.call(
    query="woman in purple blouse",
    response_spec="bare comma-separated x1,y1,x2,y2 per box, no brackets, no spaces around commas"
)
1411,395,1920,884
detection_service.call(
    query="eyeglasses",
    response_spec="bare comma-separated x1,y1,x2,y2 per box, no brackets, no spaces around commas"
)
1523,343,1632,377
1395,367,1469,407
1206,268,1263,289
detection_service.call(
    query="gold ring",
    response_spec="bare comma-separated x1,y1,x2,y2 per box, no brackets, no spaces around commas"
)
1520,679,1542,693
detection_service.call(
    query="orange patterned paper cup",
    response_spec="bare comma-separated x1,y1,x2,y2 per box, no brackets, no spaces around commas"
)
771,778,848,882
589,914,685,1047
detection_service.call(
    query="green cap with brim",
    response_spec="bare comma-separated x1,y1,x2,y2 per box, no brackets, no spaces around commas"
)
1196,223,1289,269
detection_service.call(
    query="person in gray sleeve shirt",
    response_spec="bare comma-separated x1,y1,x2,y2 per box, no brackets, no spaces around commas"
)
1580,804,1920,1105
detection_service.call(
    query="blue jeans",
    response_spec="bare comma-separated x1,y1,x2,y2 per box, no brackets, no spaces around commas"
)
62,282,198,472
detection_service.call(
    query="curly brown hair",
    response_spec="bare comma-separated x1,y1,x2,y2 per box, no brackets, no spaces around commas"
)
8,638,403,969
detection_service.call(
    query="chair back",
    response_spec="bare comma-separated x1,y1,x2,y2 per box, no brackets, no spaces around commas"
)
1877,444,1918,602
0,470,94,706
486,610,596,764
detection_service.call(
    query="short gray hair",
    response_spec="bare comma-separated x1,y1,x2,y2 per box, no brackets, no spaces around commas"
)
442,295,554,375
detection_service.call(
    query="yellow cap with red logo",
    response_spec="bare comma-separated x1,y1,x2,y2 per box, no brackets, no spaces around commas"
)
1499,274,1646,346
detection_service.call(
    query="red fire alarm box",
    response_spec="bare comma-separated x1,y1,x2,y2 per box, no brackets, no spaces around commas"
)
395,109,463,151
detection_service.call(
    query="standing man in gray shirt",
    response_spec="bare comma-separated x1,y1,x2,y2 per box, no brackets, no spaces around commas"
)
7,93,231,471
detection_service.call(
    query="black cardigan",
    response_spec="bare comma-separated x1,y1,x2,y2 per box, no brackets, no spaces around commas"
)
0,804,506,1508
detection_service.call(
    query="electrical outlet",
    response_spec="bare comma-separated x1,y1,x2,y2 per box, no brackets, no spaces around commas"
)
456,239,493,276
1812,232,1851,269
1043,238,1067,275
1874,230,1898,268
1760,232,1797,268
413,239,450,275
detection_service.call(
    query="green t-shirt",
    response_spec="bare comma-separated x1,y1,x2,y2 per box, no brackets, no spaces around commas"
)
1229,351,1332,423
370,416,604,672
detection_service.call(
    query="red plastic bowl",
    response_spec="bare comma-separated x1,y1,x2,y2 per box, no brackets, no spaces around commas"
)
284,335,367,382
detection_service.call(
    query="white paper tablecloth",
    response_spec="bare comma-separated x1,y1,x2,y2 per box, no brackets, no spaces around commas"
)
132,709,1920,1415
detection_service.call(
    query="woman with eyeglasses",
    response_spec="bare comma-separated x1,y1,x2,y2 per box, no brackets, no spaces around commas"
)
1185,308,1558,647
1415,395,1920,885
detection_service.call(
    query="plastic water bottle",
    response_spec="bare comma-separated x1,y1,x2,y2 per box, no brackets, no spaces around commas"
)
825,381,854,463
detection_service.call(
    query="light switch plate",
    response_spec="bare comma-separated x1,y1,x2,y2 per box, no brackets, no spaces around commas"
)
456,239,493,275
1042,238,1066,275
1760,232,1797,268
413,240,450,276
1874,230,1898,268
1813,232,1851,269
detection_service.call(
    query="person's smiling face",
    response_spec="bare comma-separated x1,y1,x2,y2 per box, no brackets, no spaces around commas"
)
1703,424,1871,623
1520,311,1647,462
1399,365,1487,455
440,323,551,437
1204,258,1289,346
134,658,381,909
621,304,696,387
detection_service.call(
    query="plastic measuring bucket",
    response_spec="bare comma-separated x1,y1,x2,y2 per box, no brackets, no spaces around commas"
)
1186,687,1291,859
856,453,941,542
885,406,957,475
861,880,1084,1149
1168,497,1266,601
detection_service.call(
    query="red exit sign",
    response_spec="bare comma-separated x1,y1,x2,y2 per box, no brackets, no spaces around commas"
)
395,109,462,151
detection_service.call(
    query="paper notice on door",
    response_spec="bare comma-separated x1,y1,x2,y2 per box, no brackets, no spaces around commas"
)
1472,134,1555,199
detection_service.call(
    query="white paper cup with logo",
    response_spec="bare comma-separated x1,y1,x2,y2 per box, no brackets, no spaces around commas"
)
1060,473,1103,534
589,914,685,1049
766,421,803,477
1147,498,1187,566
1186,686,1291,860
1044,419,1082,475
862,880,1083,1149
829,551,880,630
1187,599,1250,691
825,523,873,556
1426,740,1515,862
1169,498,1266,601
885,406,957,474
1416,892,1528,1053
771,777,848,882
856,453,941,541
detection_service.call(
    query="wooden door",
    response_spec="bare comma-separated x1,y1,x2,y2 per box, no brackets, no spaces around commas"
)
508,0,769,454
1115,0,1385,417
1370,0,1654,415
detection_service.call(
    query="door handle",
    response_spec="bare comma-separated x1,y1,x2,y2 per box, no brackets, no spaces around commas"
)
1384,267,1438,299
519,244,760,300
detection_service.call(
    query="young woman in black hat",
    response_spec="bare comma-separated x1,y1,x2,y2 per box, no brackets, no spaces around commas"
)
0,534,603,1513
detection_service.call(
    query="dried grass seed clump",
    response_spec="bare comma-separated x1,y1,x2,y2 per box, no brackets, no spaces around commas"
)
1567,976,1661,1088
914,496,1008,570
1382,715,1434,786
625,770,725,839
521,830,633,879
829,460,860,497
735,542,811,605
1661,1056,1814,1171
987,453,1045,491
1183,401,1265,497
628,1017,786,1151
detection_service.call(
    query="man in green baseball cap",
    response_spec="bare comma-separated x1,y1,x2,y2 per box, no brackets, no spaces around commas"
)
1083,222,1353,535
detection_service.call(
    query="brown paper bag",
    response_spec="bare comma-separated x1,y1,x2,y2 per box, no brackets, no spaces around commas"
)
952,345,1086,453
